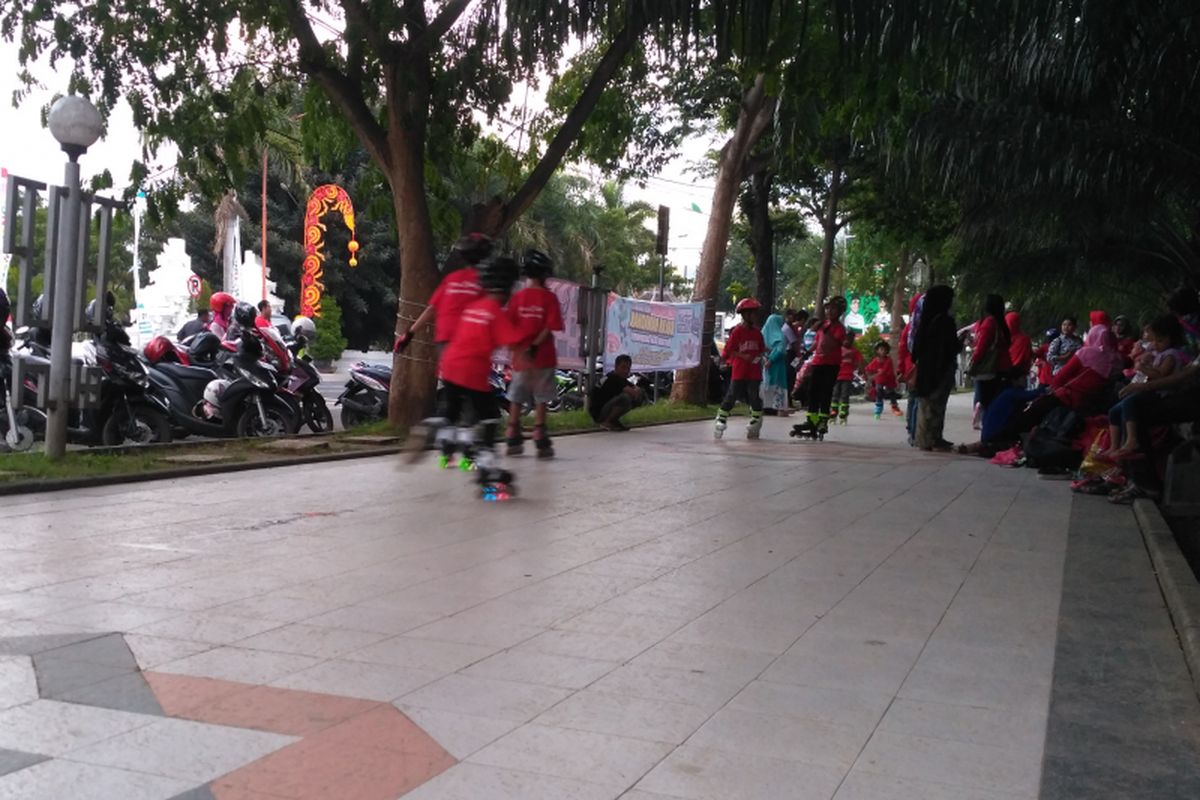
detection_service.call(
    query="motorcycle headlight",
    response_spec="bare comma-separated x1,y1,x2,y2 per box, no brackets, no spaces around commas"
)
236,364,271,389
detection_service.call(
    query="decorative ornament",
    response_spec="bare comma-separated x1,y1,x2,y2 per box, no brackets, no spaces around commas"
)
301,184,360,317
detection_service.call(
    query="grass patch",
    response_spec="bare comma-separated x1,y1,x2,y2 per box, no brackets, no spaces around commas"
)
544,402,718,434
0,447,251,483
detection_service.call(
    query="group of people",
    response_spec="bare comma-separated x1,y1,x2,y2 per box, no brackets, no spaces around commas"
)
396,234,571,495
949,287,1200,504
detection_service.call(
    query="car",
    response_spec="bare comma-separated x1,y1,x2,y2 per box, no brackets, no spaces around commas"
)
271,314,293,340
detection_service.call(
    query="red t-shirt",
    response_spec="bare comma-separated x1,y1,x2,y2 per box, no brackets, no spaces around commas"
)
809,321,846,367
439,296,523,391
508,286,564,370
866,355,897,389
722,324,765,381
837,346,863,381
428,267,482,343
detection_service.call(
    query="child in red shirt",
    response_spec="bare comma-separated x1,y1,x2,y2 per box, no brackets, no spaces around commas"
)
394,233,492,353
715,298,766,440
832,331,864,424
794,295,847,437
865,340,902,419
412,256,523,496
505,249,564,457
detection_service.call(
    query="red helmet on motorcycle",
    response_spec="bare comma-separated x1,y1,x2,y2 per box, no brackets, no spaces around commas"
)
735,298,762,313
209,292,235,319
144,335,177,364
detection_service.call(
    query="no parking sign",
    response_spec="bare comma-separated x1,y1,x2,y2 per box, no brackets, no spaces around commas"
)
186,274,201,298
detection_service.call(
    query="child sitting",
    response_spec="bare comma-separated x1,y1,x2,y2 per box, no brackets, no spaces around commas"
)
1102,315,1189,460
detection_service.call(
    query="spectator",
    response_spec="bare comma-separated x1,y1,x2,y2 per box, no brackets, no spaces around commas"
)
911,285,959,451
1047,316,1083,375
255,300,273,329
1034,328,1059,388
1006,311,1033,384
968,294,1013,415
1101,315,1189,460
761,313,791,416
1112,315,1138,364
591,354,640,431
177,308,210,341
898,293,923,445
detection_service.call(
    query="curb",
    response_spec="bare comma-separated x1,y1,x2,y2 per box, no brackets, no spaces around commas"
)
0,417,718,496
0,446,403,498
1133,499,1200,701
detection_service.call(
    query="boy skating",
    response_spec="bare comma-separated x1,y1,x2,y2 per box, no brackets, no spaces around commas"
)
865,340,903,419
715,298,766,440
832,331,863,424
407,256,524,499
505,249,564,458
792,296,846,439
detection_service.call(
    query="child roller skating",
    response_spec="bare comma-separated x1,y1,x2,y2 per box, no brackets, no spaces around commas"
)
832,331,862,425
505,249,564,459
865,340,903,419
715,298,766,440
406,255,525,500
791,296,846,441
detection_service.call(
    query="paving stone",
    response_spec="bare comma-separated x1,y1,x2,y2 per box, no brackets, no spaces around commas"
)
41,633,137,669
166,787,217,800
31,653,134,699
0,747,47,777
55,671,165,716
0,633,107,657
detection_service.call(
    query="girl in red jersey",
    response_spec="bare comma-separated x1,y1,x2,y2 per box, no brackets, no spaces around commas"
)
714,298,766,440
832,331,864,424
793,296,847,438
866,340,903,418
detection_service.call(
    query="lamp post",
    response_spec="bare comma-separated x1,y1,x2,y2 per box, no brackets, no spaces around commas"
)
45,95,103,459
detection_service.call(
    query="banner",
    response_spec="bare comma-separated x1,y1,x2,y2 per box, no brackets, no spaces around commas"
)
604,296,704,371
492,278,585,368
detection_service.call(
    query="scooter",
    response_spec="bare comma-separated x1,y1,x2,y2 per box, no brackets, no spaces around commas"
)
0,345,41,452
148,335,298,438
336,360,391,429
279,337,334,433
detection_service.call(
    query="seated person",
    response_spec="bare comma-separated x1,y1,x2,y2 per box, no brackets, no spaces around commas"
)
590,354,641,431
1101,315,1188,459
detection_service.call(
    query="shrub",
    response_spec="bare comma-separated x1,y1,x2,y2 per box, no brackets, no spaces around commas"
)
310,295,348,361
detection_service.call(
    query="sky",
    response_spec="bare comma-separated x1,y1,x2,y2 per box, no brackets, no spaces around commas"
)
0,25,720,282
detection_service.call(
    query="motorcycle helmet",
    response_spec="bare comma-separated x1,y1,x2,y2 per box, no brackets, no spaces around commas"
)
233,301,257,328
479,255,520,295
209,292,236,319
452,232,493,266
85,290,116,324
188,331,221,364
735,297,761,313
292,315,316,342
203,378,230,407
144,335,176,364
521,249,554,280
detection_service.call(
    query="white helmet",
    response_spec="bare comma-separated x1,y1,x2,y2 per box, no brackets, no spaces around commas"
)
203,379,231,407
292,315,316,341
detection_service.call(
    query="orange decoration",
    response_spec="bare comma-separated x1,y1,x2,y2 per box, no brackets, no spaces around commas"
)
301,184,360,317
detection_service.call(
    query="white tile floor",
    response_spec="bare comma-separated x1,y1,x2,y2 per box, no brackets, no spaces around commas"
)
0,396,1068,798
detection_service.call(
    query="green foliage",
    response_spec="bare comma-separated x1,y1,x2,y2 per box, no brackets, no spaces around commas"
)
309,295,348,362
855,325,884,363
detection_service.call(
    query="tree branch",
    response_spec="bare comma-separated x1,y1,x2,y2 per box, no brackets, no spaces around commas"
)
338,0,393,61
498,20,646,232
281,0,390,170
411,0,474,52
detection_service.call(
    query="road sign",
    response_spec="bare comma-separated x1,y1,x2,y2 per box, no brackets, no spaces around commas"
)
187,274,201,297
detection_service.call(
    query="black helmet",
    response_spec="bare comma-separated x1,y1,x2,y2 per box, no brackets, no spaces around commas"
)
188,331,221,364
479,256,519,294
521,249,553,280
85,290,117,325
233,301,257,328
452,233,493,266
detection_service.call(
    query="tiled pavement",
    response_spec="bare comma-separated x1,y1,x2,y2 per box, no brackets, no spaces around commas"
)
0,395,1196,798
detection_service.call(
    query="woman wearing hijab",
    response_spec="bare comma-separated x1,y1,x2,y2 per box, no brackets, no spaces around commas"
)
1006,311,1033,385
760,313,790,415
911,285,959,451
968,294,1013,418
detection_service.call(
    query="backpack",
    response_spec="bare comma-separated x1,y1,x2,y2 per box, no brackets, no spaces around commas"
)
1022,405,1084,470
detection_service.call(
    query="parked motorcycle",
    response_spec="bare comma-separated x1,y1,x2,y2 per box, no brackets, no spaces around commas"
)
148,333,298,439
0,343,41,452
279,336,334,433
336,360,391,429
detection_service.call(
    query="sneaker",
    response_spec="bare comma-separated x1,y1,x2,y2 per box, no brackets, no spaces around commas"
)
891,407,903,416
873,412,882,420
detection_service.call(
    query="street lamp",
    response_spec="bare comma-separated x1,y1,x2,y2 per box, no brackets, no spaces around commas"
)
44,95,104,459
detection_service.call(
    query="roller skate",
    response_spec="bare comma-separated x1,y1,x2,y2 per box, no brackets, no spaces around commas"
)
790,417,817,440
478,467,517,501
714,415,728,440
506,432,525,456
873,411,882,420
534,426,554,458
404,417,448,464
746,414,762,440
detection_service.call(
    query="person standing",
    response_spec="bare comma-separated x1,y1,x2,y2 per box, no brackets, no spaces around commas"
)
394,233,491,357
794,296,847,438
832,331,863,425
899,293,924,445
505,249,564,457
912,285,960,451
866,340,902,418
714,298,766,440
1047,316,1083,375
968,294,1012,415
177,308,211,340
760,313,790,415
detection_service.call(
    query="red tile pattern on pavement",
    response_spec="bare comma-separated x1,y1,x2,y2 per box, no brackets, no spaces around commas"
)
143,671,456,798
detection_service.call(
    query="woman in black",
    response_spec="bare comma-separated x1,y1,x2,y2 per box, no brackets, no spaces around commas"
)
911,285,960,451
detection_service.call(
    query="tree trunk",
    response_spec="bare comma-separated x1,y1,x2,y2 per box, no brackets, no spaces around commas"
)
671,75,775,404
386,125,441,428
813,163,843,319
748,169,775,312
890,243,910,370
